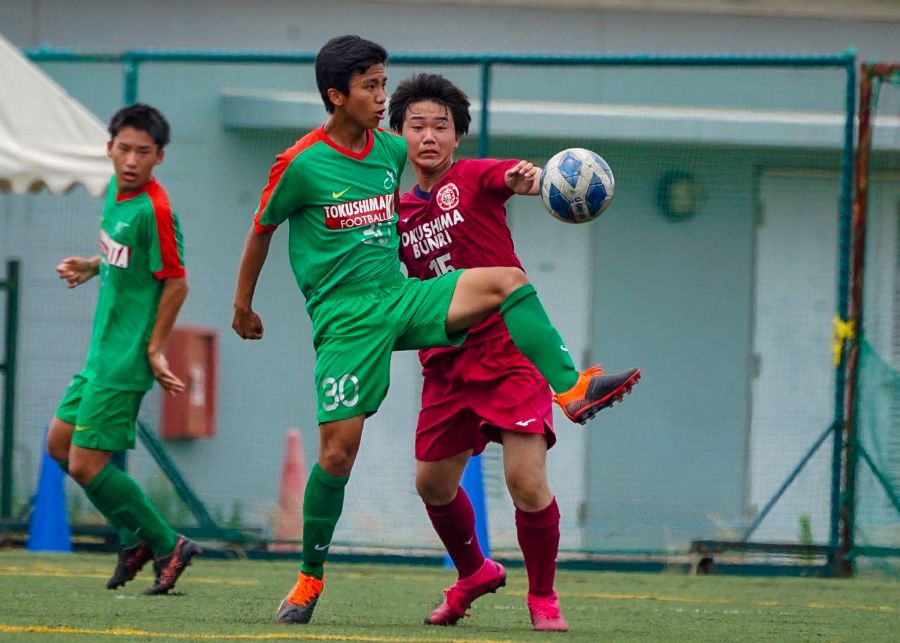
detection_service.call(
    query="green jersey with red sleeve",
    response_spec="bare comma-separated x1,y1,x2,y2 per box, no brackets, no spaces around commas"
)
80,176,186,391
253,126,406,310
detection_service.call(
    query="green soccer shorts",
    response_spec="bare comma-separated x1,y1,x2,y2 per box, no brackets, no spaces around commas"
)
309,270,467,424
55,375,145,451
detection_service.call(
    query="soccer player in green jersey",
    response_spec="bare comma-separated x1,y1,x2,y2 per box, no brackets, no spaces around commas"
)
47,104,200,595
232,35,639,625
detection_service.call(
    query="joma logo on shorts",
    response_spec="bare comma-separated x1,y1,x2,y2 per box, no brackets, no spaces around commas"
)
99,229,132,269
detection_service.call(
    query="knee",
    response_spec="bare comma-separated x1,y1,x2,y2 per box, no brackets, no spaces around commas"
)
46,421,71,464
480,267,528,310
67,461,96,487
416,473,456,506
507,475,551,512
318,444,356,477
46,440,69,465
497,267,528,298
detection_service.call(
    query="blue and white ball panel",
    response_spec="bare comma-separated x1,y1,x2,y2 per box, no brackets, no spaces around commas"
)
547,183,574,219
557,152,583,188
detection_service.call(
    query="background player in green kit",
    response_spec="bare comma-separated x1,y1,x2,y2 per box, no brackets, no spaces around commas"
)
232,35,639,625
47,104,200,596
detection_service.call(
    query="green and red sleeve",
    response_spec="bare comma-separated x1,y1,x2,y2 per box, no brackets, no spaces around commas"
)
146,180,186,280
253,128,323,234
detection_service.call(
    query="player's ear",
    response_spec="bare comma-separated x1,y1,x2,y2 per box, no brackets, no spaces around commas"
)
155,148,165,166
106,140,114,159
327,88,344,109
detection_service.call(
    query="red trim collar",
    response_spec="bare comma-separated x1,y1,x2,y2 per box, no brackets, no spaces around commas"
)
318,126,373,160
116,177,156,202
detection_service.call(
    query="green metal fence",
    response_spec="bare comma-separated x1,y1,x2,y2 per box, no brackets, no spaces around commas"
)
2,47,867,574
1,260,20,518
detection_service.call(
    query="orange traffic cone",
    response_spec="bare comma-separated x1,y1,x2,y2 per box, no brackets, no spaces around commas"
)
272,428,306,551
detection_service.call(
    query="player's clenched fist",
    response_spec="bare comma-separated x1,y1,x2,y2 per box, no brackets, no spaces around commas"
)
56,256,100,288
233,307,264,340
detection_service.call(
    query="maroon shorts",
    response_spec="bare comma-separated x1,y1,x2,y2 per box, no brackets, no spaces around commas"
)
415,333,556,462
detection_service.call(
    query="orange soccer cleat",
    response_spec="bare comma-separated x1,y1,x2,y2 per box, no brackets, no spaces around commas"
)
554,366,641,424
275,571,325,624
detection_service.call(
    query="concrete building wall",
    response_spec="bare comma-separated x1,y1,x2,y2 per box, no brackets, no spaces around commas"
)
2,0,897,59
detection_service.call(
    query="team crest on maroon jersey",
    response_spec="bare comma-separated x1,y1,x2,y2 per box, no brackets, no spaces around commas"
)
436,183,460,211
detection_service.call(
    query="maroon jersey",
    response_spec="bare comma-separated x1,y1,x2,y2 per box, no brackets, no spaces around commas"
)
398,158,522,360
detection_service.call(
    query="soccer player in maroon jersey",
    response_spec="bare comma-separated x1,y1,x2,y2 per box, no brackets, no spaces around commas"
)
389,74,638,631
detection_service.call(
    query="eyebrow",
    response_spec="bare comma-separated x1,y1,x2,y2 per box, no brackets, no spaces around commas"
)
118,143,154,152
407,114,450,122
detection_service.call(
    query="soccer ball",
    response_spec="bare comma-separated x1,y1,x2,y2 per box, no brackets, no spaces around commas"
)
539,148,615,223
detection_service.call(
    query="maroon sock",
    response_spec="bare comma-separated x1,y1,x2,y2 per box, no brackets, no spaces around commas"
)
425,487,485,579
516,497,560,597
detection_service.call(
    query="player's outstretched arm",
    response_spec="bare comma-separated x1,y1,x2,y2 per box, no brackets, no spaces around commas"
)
232,226,273,340
505,160,541,196
56,256,100,288
147,277,189,394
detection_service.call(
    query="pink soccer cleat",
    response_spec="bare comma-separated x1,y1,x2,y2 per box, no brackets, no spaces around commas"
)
426,559,506,625
527,591,569,632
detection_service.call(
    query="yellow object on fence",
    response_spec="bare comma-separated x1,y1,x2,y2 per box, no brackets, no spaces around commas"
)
832,316,856,368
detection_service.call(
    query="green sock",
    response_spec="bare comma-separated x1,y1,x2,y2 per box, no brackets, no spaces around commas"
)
83,464,178,557
300,464,349,579
118,528,141,548
500,284,579,392
61,460,140,548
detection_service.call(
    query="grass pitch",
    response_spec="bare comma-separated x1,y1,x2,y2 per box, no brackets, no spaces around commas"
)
0,550,897,642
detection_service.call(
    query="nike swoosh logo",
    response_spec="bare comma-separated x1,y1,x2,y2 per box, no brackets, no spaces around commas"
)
331,187,351,199
515,419,537,427
313,543,330,551
560,345,569,352
74,425,91,432
463,537,474,545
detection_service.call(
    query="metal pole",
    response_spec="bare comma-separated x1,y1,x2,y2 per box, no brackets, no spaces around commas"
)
840,62,900,577
124,54,139,105
1,260,21,518
741,423,834,542
838,62,873,577
477,60,491,158
828,55,857,574
24,48,858,69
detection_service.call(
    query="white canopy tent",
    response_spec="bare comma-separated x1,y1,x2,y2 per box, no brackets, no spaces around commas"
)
0,32,109,197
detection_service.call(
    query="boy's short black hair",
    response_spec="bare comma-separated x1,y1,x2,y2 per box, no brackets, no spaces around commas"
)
388,73,471,137
107,103,170,149
316,35,388,114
